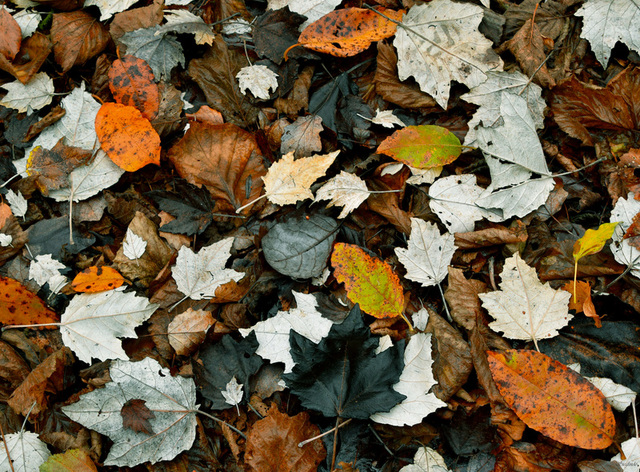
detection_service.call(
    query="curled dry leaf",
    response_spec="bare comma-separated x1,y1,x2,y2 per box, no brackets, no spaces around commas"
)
0,32,52,84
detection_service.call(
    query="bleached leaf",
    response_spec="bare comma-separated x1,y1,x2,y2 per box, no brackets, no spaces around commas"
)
173,237,244,301
475,93,551,189
476,178,555,220
612,437,640,472
29,254,66,286
587,376,636,411
314,171,369,218
394,1,503,109
0,431,50,472
576,0,640,66
399,446,451,472
167,308,215,356
28,83,100,153
609,193,640,278
61,358,197,467
60,287,159,363
120,26,185,80
239,291,334,373
370,109,406,128
428,174,492,233
222,19,252,35
0,72,54,115
48,150,125,202
461,70,545,148
371,333,446,426
479,253,572,349
157,10,216,45
123,228,147,260
375,335,393,354
236,65,278,100
395,218,455,287
413,307,430,331
221,377,244,407
261,150,339,206
5,188,27,218
14,9,41,38
0,233,12,247
267,0,342,28
164,0,191,4
47,274,68,295
83,0,138,21
406,166,442,185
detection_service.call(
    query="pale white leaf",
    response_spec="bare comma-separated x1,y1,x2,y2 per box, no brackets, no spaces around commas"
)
29,254,65,286
14,9,41,37
239,291,333,373
157,10,216,45
48,150,125,202
60,287,158,363
221,377,244,406
168,308,215,356
399,446,450,472
393,1,503,109
5,188,27,218
164,0,191,4
236,65,278,100
173,237,244,301
314,171,369,218
267,0,343,28
609,193,640,278
370,109,406,128
123,228,147,260
479,253,572,348
375,335,393,354
576,0,640,66
406,166,442,185
0,431,50,472
395,218,455,287
476,178,555,220
587,376,636,411
28,83,100,153
428,174,492,233
261,150,339,206
9,0,39,7
371,333,446,426
83,0,138,20
381,162,404,176
47,274,68,295
413,307,430,332
612,437,640,472
61,358,197,467
222,19,252,35
0,72,54,115
0,233,12,247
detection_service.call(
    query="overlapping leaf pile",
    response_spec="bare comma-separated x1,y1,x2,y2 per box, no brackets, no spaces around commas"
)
0,0,640,471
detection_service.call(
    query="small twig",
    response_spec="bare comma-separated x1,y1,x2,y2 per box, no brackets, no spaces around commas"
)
367,424,395,457
437,283,452,322
298,418,353,448
0,421,14,472
194,409,246,439
488,256,498,291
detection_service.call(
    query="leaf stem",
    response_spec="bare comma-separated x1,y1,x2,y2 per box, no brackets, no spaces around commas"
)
0,421,14,472
193,409,246,439
235,193,266,214
298,417,352,448
2,322,61,331
437,283,452,323
399,312,415,333
573,259,578,304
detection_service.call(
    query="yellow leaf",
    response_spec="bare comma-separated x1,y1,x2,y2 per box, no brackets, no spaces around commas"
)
573,222,620,262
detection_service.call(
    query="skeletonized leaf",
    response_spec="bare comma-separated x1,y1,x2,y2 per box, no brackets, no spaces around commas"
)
394,218,456,287
122,228,147,260
236,65,279,100
0,72,54,114
314,171,369,218
0,431,51,472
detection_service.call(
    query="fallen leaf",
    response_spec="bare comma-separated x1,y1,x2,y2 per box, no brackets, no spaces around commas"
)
95,102,161,172
122,227,147,260
268,0,342,28
479,252,572,350
444,267,489,330
503,19,555,88
167,308,215,356
331,242,404,319
0,431,51,472
574,222,620,263
377,125,462,169
84,0,139,21
39,449,98,472
476,178,555,221
108,54,159,120
29,254,65,286
71,266,125,293
487,349,615,449
280,115,323,158
370,109,406,128
51,10,110,72
236,64,279,100
0,72,54,115
5,188,27,218
610,192,640,278
612,437,640,470
221,376,243,408
121,398,155,435
0,7,21,61
120,26,185,80
26,140,92,195
399,446,451,472
588,376,636,412
296,7,403,57
314,171,370,218
244,404,326,472
109,0,164,43
0,275,58,327
156,10,215,45
0,32,52,84
61,357,197,466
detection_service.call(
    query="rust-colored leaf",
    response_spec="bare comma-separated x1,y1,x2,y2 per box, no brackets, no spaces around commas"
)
0,8,21,61
0,33,52,84
624,211,640,249
121,398,155,435
245,404,326,472
186,105,224,125
297,7,404,58
0,204,27,267
377,125,461,169
24,105,66,142
26,140,92,195
0,276,58,327
487,349,615,449
108,55,159,120
110,0,164,43
331,242,404,319
52,10,110,73
503,19,555,88
71,266,125,293
167,122,266,214
562,281,601,328
95,102,161,172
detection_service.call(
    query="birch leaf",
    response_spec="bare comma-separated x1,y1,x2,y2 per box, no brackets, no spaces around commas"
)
122,228,147,260
394,0,503,109
394,218,456,288
0,431,50,472
0,72,54,114
479,253,572,350
314,171,369,218
236,65,279,100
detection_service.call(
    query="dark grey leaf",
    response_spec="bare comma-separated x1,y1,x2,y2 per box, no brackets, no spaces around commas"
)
120,26,185,80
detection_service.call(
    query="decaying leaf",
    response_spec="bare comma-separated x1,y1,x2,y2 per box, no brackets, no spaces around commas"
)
39,449,98,472
0,275,58,327
236,64,279,100
51,10,110,72
26,140,92,195
108,54,159,120
71,266,125,293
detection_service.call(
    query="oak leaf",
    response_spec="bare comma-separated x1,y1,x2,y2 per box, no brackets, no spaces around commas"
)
108,55,159,120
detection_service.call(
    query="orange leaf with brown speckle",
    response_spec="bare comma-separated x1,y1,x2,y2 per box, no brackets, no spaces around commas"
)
71,266,125,293
108,55,159,120
95,102,161,172
0,276,58,327
487,349,615,449
331,242,404,318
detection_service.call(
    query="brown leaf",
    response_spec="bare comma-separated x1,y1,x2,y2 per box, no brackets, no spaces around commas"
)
454,221,528,249
494,442,574,472
186,105,224,125
0,33,52,84
8,347,74,417
0,340,30,401
374,42,438,110
503,19,555,88
0,204,27,267
109,0,163,44
425,310,473,401
551,67,640,146
0,8,21,61
167,122,266,214
187,36,259,127
167,308,215,356
444,267,489,331
366,164,412,234
504,0,568,41
52,10,110,73
274,65,314,115
121,398,155,435
24,106,66,142
26,140,92,195
245,404,326,472
151,82,184,137
280,115,323,157
562,280,601,327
